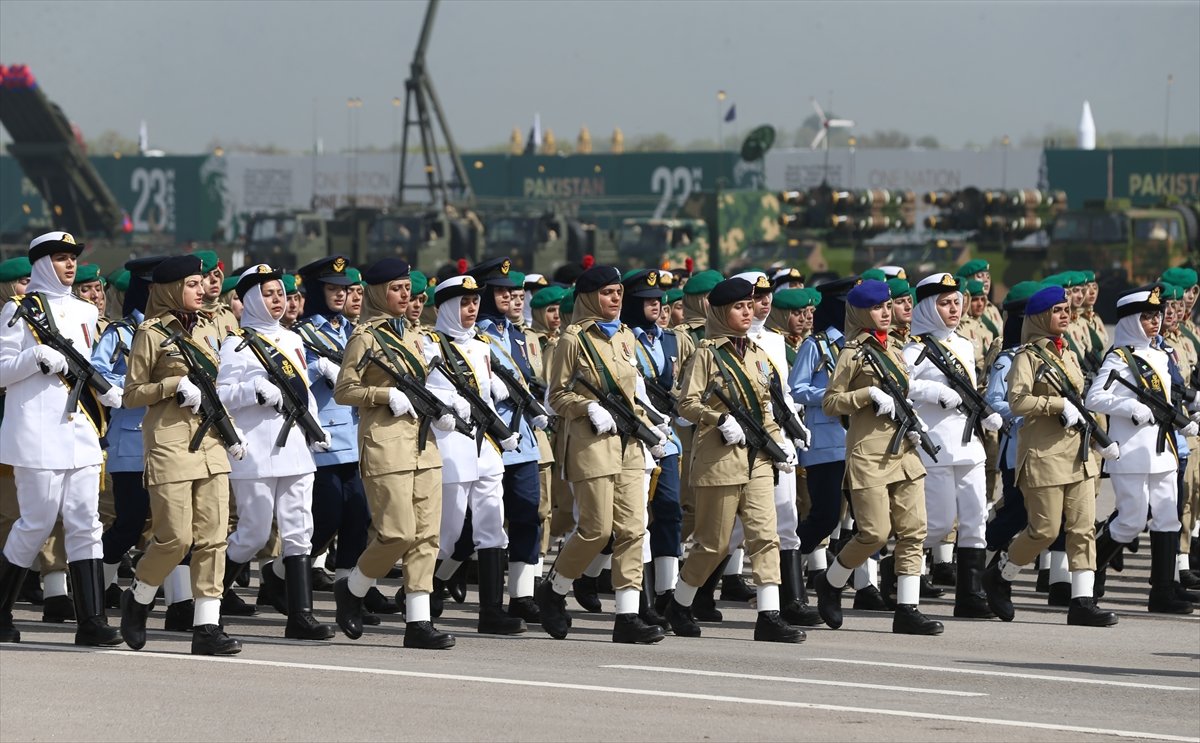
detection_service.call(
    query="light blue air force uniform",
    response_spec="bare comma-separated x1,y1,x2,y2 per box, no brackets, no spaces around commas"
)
477,318,541,466
788,328,846,467
295,313,359,467
91,311,144,473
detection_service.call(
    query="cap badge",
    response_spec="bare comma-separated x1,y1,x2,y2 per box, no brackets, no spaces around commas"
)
331,257,346,273
896,268,907,279
940,273,957,286
1148,286,1162,305
646,271,658,286
257,265,271,273
500,259,511,275
61,233,76,245
462,276,479,290
756,276,771,290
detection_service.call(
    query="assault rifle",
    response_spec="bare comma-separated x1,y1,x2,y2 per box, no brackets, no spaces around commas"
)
159,332,242,452
701,379,791,476
237,329,326,447
355,348,472,451
431,355,516,453
768,372,810,449
856,343,940,461
1033,363,1114,462
491,360,549,432
9,297,112,415
1103,369,1192,454
914,336,1011,445
567,371,661,449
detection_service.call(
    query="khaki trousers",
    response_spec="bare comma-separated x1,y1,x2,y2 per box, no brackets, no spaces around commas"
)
1008,479,1096,571
549,470,575,538
1181,444,1200,554
357,467,441,592
136,474,230,598
554,462,645,591
679,431,696,541
838,477,927,576
680,464,781,588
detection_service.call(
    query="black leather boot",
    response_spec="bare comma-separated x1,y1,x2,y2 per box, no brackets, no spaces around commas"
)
612,612,665,644
754,610,805,643
953,548,995,619
893,604,944,635
404,620,456,649
982,552,1016,622
930,559,957,587
69,560,122,646
191,623,242,655
535,578,570,639
18,571,42,605
814,568,845,630
639,563,668,629
1180,568,1200,589
119,585,155,650
691,555,728,622
919,574,945,599
311,565,335,592
222,557,256,617
430,575,446,618
164,600,194,631
878,554,897,607
333,577,365,639
664,596,701,637
364,586,401,615
572,574,602,613
0,554,29,643
259,561,288,616
853,584,891,611
477,548,526,635
1035,567,1050,592
720,573,756,603
42,592,75,623
780,550,821,626
1067,597,1118,627
104,582,123,610
285,555,335,640
1048,582,1071,607
508,595,540,624
1148,531,1193,615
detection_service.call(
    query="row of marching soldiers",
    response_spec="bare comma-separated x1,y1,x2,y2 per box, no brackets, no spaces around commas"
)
1,234,1197,658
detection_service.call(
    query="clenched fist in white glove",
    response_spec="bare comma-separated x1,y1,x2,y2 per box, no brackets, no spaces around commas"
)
98,386,123,409
1183,421,1199,438
1098,442,1120,461
717,414,746,446
491,379,510,403
254,376,283,411
868,387,896,419
33,346,67,376
936,385,962,410
310,429,333,452
388,389,414,418
650,443,667,459
316,357,341,385
432,413,456,432
499,433,520,452
587,402,617,435
531,414,550,430
1129,402,1153,426
775,438,797,473
981,412,1004,432
793,419,812,451
176,376,202,413
449,393,471,421
1061,400,1085,429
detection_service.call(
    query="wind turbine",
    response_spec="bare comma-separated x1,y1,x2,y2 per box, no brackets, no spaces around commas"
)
809,97,854,184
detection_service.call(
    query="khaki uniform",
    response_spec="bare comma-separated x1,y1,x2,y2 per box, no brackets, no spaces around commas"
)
520,324,556,556
547,320,652,591
1006,337,1100,570
677,337,783,588
821,333,928,576
334,319,442,591
1166,327,1200,557
123,314,231,598
672,320,704,540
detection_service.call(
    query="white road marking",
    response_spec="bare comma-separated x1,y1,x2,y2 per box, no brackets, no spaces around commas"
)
808,657,1199,692
3,643,1197,742
602,663,985,697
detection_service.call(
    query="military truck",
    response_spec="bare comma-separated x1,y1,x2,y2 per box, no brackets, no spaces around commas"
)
616,218,710,270
1045,198,1200,321
480,210,613,273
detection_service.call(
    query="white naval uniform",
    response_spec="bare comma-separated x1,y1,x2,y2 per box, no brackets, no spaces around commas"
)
216,328,319,564
749,324,800,552
0,292,104,566
1085,347,1181,543
902,332,988,550
420,333,508,556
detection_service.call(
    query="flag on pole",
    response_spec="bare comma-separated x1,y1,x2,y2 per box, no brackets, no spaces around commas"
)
523,112,543,155
724,104,736,123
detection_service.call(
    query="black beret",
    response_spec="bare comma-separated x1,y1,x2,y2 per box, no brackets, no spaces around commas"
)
575,265,623,294
467,257,518,288
235,265,284,300
151,255,203,284
814,275,860,301
622,269,665,300
124,256,168,282
362,257,411,285
297,255,355,286
707,277,755,307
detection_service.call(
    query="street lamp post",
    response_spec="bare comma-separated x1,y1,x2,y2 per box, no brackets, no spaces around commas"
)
717,90,726,150
1001,134,1010,189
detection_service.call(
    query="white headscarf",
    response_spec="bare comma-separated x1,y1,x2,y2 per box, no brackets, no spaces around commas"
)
435,295,475,342
28,255,72,298
239,265,284,336
910,292,960,340
1113,313,1151,350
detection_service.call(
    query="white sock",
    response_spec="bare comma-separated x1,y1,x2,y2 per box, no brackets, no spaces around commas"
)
724,547,744,575
614,588,638,614
335,568,351,580
920,553,929,576
654,556,678,594
674,580,698,607
583,553,607,578
347,567,375,598
998,552,1023,582
131,578,158,606
43,571,67,598
272,558,286,579
193,596,220,626
1193,522,1199,538
164,564,191,606
806,549,827,572
435,558,462,582
756,583,780,612
1048,551,1069,585
1037,549,1050,569
825,557,853,589
1178,554,1190,576
933,542,954,564
1070,569,1094,599
550,570,572,596
841,512,854,531
406,591,431,622
535,557,544,578
852,564,871,590
508,562,527,599
830,524,842,541
102,561,119,588
896,574,920,606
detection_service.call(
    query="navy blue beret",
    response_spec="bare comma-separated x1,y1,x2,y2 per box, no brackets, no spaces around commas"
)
1025,285,1067,316
707,277,755,307
846,279,891,308
362,258,411,285
575,265,623,294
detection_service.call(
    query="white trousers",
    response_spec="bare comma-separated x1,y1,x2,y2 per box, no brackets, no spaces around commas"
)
438,472,506,558
226,474,315,564
923,461,987,549
4,465,102,566
1110,471,1180,544
775,470,800,551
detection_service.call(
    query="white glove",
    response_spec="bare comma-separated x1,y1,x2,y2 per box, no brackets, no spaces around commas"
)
310,429,333,452
491,379,510,403
531,414,550,430
1061,400,1084,428
587,402,617,435
98,386,123,409
717,414,746,446
499,433,520,452
176,376,202,413
650,443,667,459
868,387,896,419
228,441,247,461
1191,411,1200,425
793,419,812,451
449,393,471,421
432,413,456,432
388,389,414,418
1183,421,1199,438
906,430,923,446
775,438,797,473
1129,402,1153,426
981,412,1004,432
1098,442,1120,461
316,357,340,385
936,385,962,410
253,376,283,411
33,346,68,376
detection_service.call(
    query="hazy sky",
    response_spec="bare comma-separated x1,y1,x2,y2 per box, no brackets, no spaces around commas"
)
2,0,1197,154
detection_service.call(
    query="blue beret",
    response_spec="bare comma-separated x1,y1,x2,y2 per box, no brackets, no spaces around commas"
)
846,279,890,308
362,258,411,285
1025,286,1067,316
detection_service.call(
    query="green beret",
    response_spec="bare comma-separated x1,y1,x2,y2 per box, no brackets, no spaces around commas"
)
194,250,220,275
860,268,887,282
1161,266,1198,289
682,269,723,296
530,285,567,309
221,274,240,295
664,287,684,304
1003,280,1046,308
345,267,363,285
508,271,526,290
410,270,428,296
886,278,912,300
108,268,131,292
560,287,576,314
1081,270,1096,283
73,263,104,286
1163,282,1185,301
0,256,32,283
772,288,813,310
1041,272,1068,288
965,279,986,296
804,287,823,307
956,259,990,277
282,274,300,294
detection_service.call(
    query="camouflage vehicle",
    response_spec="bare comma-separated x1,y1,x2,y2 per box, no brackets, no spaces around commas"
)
480,210,613,273
1045,198,1200,321
616,217,710,270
